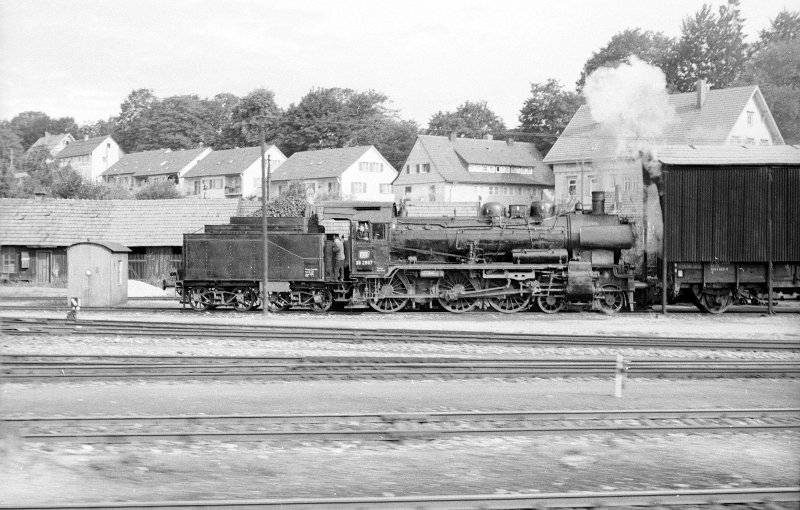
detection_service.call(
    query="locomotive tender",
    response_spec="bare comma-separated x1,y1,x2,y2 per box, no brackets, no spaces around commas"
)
175,192,637,314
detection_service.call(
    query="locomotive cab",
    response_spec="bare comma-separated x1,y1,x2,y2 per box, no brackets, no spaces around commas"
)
350,220,391,276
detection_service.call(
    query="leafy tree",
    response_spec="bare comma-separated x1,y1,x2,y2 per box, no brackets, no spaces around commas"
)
356,118,418,173
78,119,114,139
208,92,243,149
426,100,506,139
134,179,183,199
279,87,394,155
672,0,749,92
112,89,158,152
518,80,583,155
8,111,79,150
133,95,219,151
577,29,676,91
228,89,282,147
0,125,24,197
755,10,800,50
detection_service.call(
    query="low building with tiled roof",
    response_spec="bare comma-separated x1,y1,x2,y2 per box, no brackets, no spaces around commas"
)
543,80,785,219
101,147,211,189
0,198,240,285
269,146,397,202
393,134,553,209
181,145,286,199
54,135,122,181
27,132,75,157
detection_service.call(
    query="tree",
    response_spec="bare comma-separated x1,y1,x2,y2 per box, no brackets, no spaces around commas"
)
672,0,749,92
255,182,308,217
112,89,158,152
0,124,24,197
518,80,583,155
134,179,182,199
755,10,800,50
131,95,220,151
577,29,676,91
352,118,418,172
228,89,282,147
78,119,114,139
208,92,243,149
426,100,506,139
8,111,79,150
279,87,396,156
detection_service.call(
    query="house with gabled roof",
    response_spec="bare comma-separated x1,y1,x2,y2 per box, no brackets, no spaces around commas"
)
181,145,286,199
269,146,397,202
27,132,75,157
54,135,122,181
0,198,243,285
543,80,785,219
393,134,553,209
100,147,211,190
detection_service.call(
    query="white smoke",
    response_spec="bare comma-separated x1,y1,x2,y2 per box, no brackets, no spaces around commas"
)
583,56,677,156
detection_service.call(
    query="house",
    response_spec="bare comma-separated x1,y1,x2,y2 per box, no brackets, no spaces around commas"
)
27,132,75,157
393,134,553,209
54,135,123,181
268,146,397,202
182,145,286,199
101,147,211,189
543,80,785,219
0,197,243,285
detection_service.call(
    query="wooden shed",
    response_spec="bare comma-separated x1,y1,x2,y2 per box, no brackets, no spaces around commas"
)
67,241,131,307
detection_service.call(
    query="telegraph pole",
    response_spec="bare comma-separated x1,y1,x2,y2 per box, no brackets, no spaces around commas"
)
261,128,270,317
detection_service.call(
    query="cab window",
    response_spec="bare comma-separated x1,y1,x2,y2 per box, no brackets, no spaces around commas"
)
355,221,370,241
372,223,387,240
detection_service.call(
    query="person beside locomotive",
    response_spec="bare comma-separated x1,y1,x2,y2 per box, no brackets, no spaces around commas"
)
332,234,345,281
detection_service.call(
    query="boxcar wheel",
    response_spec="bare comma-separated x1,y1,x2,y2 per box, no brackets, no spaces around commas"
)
232,287,257,312
309,289,333,313
266,292,292,312
189,288,210,311
694,290,734,314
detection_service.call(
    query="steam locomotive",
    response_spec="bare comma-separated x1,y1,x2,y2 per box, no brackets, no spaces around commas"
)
175,191,638,314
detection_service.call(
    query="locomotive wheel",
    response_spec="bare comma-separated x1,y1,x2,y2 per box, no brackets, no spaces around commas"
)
188,288,210,311
267,292,291,312
594,285,624,314
695,290,734,314
487,280,531,313
537,294,566,314
232,287,257,312
309,289,333,313
369,273,411,313
437,271,480,313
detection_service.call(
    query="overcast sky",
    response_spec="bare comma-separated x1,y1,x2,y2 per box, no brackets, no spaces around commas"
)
0,0,794,127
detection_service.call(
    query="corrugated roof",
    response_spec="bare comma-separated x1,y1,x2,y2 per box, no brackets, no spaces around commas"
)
54,136,109,158
398,135,553,186
0,198,240,247
657,145,800,165
101,148,208,177
183,147,266,178
544,85,781,163
269,146,372,181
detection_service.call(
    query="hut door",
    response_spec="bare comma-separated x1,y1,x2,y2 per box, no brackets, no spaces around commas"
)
36,251,52,284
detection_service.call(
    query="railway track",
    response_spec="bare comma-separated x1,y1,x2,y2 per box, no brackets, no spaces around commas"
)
3,316,798,351
2,487,798,509
5,408,799,443
3,354,800,379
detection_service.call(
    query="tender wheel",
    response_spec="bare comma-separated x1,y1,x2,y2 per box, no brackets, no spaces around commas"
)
232,288,257,312
694,290,734,314
267,292,291,312
594,285,624,314
369,273,411,313
537,294,565,314
188,287,210,311
437,271,480,313
487,280,531,313
309,289,333,313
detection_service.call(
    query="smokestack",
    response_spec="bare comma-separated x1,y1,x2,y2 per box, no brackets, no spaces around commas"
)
696,79,708,108
591,191,605,214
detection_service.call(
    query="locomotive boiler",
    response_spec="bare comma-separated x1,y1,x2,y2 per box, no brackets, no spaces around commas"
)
176,192,637,314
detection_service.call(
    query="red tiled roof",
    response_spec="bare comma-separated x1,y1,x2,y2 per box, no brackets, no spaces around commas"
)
0,198,240,247
270,146,372,181
54,136,110,158
101,148,208,178
183,147,267,178
544,85,784,163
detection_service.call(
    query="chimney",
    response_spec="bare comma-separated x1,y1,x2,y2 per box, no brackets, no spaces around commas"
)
696,79,708,108
484,134,493,140
449,132,457,142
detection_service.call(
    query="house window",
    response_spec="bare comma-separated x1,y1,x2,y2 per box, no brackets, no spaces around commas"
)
380,184,392,194
415,164,421,174
194,181,201,194
2,250,16,273
405,165,410,174
760,139,770,146
567,176,577,196
359,162,383,173
623,177,635,192
747,111,754,126
405,186,412,195
745,138,755,145
428,185,436,201
327,181,340,194
422,163,430,173
351,182,367,194
278,185,286,194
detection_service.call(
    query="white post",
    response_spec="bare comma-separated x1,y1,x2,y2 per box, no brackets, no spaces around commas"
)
614,354,624,398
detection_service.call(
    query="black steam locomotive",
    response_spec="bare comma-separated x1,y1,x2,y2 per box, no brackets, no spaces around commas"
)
175,192,638,314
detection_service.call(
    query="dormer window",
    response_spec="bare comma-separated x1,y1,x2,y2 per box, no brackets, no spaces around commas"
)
747,111,754,126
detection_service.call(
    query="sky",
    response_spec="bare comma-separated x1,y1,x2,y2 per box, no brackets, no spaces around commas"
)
0,0,796,127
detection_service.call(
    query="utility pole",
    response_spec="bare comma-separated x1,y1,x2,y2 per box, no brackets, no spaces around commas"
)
261,128,270,317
